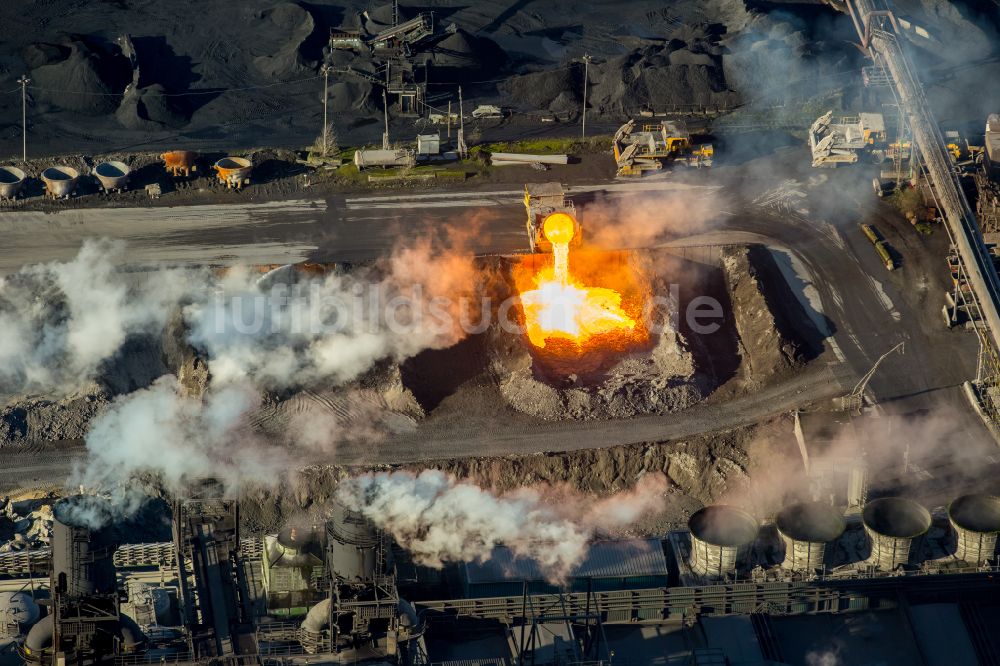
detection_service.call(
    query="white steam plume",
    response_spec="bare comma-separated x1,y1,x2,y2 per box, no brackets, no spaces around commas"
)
805,649,841,666
336,470,667,581
66,238,483,517
72,375,281,497
0,240,196,395
582,190,726,250
184,239,479,389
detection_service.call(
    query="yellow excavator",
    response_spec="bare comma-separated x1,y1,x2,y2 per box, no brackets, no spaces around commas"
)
612,119,713,177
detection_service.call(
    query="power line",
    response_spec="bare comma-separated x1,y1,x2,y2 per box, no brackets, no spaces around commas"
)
25,75,322,98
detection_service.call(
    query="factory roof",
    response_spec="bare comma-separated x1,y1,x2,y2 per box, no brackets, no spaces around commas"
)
463,539,668,583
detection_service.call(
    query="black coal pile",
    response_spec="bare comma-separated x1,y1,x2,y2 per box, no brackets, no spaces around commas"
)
26,37,131,115
426,28,507,78
500,31,737,116
251,2,319,80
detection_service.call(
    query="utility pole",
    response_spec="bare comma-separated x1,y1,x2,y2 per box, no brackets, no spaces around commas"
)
457,85,467,158
382,89,390,150
581,55,591,140
320,65,330,156
18,75,29,162
447,100,452,141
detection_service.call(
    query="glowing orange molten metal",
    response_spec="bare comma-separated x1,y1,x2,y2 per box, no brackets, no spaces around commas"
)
519,213,637,349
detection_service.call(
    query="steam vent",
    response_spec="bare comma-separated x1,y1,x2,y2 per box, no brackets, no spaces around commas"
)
948,494,1000,564
862,497,931,570
775,502,846,572
51,500,117,598
687,505,758,578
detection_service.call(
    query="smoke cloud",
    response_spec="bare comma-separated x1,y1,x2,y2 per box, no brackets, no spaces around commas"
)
62,237,483,518
0,240,196,396
805,648,842,666
723,403,997,518
184,239,479,389
582,189,726,250
335,470,667,581
54,493,143,531
72,375,279,497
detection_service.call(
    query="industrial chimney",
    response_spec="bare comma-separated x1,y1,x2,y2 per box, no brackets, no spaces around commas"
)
948,494,1000,565
775,502,845,573
687,505,758,578
326,501,381,584
862,497,931,570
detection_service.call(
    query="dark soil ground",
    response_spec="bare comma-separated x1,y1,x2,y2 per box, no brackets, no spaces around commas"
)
2,0,995,163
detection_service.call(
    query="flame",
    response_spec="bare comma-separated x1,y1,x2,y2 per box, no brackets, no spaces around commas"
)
519,213,637,349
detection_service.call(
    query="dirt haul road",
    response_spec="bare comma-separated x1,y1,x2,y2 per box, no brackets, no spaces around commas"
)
0,180,708,274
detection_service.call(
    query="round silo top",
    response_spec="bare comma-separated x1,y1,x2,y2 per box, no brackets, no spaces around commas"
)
949,494,1000,534
863,497,931,538
278,524,310,550
776,502,846,543
688,505,758,547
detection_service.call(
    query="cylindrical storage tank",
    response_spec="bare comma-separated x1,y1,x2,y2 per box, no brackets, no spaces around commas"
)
862,497,931,570
0,166,26,199
687,505,758,578
94,160,130,192
213,157,252,188
775,502,846,572
41,166,79,198
326,501,379,584
948,494,1000,564
51,499,117,598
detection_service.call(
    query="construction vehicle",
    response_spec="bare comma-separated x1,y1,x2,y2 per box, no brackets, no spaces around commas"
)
809,111,887,167
612,120,713,177
524,182,581,252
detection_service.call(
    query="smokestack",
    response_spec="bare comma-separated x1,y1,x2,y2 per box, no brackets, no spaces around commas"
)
326,501,381,584
687,505,758,579
948,494,1000,565
775,502,845,573
51,499,117,598
862,497,931,570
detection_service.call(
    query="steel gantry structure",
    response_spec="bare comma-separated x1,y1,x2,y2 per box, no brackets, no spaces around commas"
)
845,0,1000,426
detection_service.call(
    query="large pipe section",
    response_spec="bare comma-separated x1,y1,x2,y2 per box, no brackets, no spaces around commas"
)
41,166,79,199
94,160,131,192
862,497,931,570
948,494,1000,564
213,157,252,189
775,502,846,573
687,505,758,578
0,166,26,199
